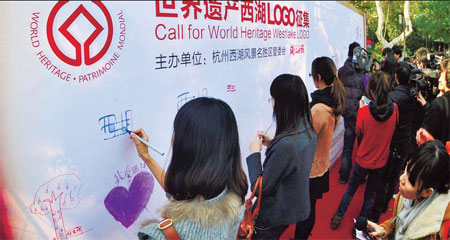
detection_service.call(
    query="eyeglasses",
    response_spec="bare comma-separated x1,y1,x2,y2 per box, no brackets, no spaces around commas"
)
309,73,313,78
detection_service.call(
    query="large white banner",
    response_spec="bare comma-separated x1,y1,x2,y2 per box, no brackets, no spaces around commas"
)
0,1,363,239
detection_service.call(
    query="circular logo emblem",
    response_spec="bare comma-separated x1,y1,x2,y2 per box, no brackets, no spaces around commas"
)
47,1,113,66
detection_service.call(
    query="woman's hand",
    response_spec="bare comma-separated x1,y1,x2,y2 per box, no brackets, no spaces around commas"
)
257,131,272,147
249,136,262,153
130,128,166,189
416,91,427,106
367,220,387,239
130,128,151,161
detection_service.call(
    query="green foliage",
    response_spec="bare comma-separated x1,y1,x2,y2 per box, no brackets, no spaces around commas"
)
346,0,449,53
413,1,449,44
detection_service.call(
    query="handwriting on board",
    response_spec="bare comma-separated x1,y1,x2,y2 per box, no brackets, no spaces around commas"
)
176,88,208,110
98,110,132,140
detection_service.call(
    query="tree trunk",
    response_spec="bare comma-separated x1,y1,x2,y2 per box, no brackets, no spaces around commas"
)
375,0,413,48
47,192,68,240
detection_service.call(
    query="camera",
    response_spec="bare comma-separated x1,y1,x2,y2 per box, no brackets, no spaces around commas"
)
425,53,440,70
409,68,440,100
352,46,379,72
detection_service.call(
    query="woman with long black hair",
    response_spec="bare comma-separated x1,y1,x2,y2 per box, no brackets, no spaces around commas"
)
295,57,346,239
248,74,317,239
132,97,248,240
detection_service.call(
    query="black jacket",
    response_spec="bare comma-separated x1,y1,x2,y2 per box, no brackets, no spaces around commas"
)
338,58,366,121
246,120,316,227
388,84,415,154
422,91,450,143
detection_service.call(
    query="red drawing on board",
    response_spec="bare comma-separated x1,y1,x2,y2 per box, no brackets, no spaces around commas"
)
227,84,236,92
30,174,86,240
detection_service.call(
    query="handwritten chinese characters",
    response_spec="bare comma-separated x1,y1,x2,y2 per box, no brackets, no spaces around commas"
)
177,88,208,110
113,163,148,186
98,110,132,140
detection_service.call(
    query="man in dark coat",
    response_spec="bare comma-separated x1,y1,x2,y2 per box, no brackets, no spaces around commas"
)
338,42,366,183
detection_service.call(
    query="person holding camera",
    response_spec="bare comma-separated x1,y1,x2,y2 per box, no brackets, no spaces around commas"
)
417,62,450,144
409,47,431,153
369,62,415,222
337,42,366,184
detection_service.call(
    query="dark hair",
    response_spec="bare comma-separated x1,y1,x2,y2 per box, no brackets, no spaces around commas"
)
407,140,450,196
381,54,398,87
165,97,248,202
392,46,402,57
382,47,392,57
396,62,411,85
348,42,360,57
270,74,313,142
368,71,390,111
311,57,346,116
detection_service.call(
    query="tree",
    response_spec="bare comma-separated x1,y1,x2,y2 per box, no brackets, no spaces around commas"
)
413,1,450,49
30,174,81,240
346,1,449,53
375,0,412,48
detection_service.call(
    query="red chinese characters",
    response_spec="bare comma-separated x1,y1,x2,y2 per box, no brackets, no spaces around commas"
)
204,1,222,20
154,1,310,29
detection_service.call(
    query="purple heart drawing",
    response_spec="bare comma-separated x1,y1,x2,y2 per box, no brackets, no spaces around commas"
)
104,171,154,228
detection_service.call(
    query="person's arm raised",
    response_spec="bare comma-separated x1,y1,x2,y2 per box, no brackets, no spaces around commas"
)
131,128,166,189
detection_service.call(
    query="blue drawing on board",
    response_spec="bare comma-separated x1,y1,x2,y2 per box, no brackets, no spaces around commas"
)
177,88,208,110
98,110,132,140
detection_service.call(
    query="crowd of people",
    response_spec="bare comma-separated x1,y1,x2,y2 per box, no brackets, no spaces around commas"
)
131,42,450,240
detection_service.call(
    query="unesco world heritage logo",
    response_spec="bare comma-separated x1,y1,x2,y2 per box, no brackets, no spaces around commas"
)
29,1,127,83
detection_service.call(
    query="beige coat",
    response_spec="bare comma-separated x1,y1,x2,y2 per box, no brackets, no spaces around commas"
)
380,192,450,240
310,103,340,178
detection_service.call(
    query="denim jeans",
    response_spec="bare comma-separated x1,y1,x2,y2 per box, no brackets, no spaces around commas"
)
335,163,386,218
369,149,406,222
339,117,356,182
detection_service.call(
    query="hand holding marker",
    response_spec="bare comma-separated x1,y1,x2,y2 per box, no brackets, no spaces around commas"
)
258,122,273,146
128,130,165,156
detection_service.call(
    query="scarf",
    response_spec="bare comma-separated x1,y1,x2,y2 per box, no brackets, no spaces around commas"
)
393,192,440,240
310,86,334,109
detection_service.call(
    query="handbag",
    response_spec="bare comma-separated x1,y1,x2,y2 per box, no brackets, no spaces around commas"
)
236,176,263,240
158,218,180,240
158,176,263,240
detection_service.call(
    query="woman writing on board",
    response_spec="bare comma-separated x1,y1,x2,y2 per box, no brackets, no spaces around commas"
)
248,74,317,239
296,57,345,239
131,97,248,240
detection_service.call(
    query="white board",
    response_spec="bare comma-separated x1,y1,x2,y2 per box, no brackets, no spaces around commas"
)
0,1,363,239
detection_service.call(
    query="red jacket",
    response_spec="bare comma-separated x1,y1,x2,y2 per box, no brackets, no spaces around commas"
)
353,103,398,169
